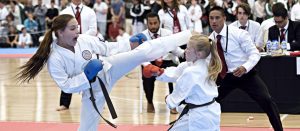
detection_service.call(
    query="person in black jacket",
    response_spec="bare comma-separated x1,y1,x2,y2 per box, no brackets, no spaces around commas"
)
268,2,300,51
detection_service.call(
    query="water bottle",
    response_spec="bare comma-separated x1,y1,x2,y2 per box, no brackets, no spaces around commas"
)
271,40,279,55
281,40,287,55
266,40,272,55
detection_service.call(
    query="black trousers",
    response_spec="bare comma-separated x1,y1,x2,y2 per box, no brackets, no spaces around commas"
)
216,70,283,131
142,60,177,104
59,91,72,108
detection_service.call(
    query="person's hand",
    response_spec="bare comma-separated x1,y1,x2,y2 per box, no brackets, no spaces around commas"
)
154,58,163,67
84,59,103,82
233,66,246,77
256,46,265,52
142,64,164,78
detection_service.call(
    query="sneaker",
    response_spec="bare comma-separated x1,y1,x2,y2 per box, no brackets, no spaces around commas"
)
147,103,155,113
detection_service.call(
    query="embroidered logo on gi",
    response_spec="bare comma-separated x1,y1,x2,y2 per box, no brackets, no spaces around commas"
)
82,50,92,60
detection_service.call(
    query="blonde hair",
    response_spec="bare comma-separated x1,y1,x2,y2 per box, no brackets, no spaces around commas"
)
189,32,222,81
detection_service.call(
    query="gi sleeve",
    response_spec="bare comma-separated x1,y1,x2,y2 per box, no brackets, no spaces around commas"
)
47,55,90,93
165,71,196,109
156,62,188,82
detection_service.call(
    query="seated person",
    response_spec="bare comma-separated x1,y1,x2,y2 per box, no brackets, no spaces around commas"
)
108,16,120,42
18,27,32,48
7,25,19,48
116,27,130,42
268,3,300,51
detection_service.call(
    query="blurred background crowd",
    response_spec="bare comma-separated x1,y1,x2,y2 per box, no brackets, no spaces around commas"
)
0,0,299,48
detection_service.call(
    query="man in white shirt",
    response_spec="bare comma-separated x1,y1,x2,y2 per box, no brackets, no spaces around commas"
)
141,12,184,114
230,3,262,51
18,27,32,48
208,6,283,131
60,0,97,36
58,0,97,111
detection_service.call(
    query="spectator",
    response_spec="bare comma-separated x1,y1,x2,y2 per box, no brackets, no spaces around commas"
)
7,25,18,48
45,0,59,29
290,0,300,21
17,27,32,48
130,0,146,35
110,0,125,27
34,0,47,32
24,0,34,17
116,27,129,42
268,2,300,51
230,3,261,51
60,0,97,36
0,0,9,21
6,13,16,27
108,16,120,42
188,0,203,33
8,1,22,25
158,0,192,50
253,0,266,24
24,12,38,33
93,0,108,38
0,21,10,48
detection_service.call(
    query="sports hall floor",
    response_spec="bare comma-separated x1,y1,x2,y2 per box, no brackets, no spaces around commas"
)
0,48,299,131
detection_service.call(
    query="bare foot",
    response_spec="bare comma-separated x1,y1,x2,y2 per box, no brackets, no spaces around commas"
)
56,105,68,111
147,103,155,113
170,108,178,114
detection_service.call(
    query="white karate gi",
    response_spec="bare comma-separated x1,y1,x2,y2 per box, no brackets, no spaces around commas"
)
157,59,221,131
47,31,192,131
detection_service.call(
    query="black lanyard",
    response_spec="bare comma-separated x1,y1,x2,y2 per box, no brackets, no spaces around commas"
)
214,26,229,53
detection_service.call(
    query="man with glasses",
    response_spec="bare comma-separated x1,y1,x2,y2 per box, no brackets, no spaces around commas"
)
230,3,262,51
268,2,300,51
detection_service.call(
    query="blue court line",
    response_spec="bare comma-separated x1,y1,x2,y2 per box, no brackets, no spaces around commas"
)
0,48,37,54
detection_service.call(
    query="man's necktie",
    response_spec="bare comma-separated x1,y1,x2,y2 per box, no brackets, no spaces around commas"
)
216,35,228,79
280,28,285,42
239,26,247,30
75,6,82,34
153,33,159,39
172,9,181,33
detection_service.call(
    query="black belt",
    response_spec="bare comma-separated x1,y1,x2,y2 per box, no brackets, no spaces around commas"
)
89,77,117,128
168,98,216,131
